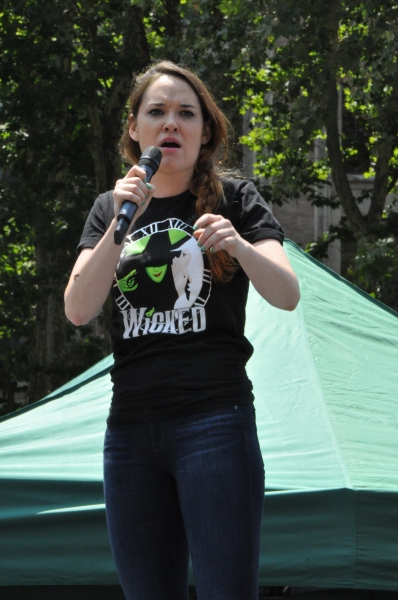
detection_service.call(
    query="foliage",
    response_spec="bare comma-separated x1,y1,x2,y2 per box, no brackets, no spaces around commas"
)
229,0,398,308
0,0,258,410
0,0,150,406
0,219,35,413
347,202,398,310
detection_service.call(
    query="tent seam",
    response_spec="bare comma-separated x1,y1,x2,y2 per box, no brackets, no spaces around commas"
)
294,296,358,588
354,488,358,587
286,244,354,492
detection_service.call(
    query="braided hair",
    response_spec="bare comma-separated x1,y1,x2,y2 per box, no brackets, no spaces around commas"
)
119,61,237,283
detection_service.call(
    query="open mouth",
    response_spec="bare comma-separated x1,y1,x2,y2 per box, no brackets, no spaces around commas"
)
161,141,181,148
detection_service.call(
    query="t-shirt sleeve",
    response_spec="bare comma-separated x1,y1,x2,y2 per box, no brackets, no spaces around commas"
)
224,179,285,246
77,191,114,254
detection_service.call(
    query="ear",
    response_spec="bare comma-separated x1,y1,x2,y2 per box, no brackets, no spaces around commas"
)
129,115,139,142
201,121,212,145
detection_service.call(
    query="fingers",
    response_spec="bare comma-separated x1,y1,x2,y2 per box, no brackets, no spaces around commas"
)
113,164,156,221
193,214,240,255
171,257,186,296
172,257,185,280
125,164,146,180
171,257,178,278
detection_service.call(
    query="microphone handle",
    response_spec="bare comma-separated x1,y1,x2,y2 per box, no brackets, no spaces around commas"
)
114,165,153,246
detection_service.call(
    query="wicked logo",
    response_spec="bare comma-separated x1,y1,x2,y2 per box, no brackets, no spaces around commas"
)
113,219,212,338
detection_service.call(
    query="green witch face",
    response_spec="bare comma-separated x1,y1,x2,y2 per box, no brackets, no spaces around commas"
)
118,264,168,292
145,264,168,283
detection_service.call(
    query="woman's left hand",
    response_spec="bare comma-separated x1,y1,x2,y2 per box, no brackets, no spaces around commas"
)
193,214,245,259
193,214,300,311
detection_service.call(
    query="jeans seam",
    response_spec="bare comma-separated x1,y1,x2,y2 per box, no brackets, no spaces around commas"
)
237,406,256,592
173,484,179,597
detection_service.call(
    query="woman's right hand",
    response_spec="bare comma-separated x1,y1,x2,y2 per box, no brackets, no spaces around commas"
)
113,164,156,224
65,166,156,326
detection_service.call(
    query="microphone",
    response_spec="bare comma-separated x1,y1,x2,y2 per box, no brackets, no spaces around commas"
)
114,146,162,245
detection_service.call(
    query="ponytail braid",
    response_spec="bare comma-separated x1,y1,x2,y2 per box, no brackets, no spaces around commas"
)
190,159,238,284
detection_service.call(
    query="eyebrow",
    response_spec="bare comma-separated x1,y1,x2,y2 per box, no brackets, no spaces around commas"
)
147,102,198,108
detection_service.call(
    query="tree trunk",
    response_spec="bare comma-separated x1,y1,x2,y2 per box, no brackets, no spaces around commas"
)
28,248,68,403
324,5,366,241
28,165,69,403
86,4,151,193
323,4,394,240
87,99,108,194
163,0,181,39
0,360,16,415
368,137,394,225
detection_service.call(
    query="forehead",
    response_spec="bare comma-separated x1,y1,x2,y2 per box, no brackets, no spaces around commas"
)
141,74,200,107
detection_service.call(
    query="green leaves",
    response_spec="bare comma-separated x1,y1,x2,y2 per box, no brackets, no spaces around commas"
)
224,0,398,309
0,0,153,405
235,0,398,197
0,0,257,407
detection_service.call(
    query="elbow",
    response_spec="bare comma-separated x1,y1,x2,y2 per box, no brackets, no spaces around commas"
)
284,300,299,312
64,295,91,326
275,281,300,312
67,316,87,327
65,300,100,326
283,286,301,312
65,307,89,326
64,287,103,325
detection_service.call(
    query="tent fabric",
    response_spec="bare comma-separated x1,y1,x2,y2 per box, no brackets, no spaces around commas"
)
1,240,397,589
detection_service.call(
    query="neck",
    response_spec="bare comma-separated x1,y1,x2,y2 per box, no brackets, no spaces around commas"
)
151,170,193,198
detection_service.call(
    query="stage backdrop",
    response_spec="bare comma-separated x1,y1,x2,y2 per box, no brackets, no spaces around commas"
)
1,240,397,590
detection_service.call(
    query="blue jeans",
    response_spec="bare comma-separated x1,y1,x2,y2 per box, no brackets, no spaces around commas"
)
103,405,265,600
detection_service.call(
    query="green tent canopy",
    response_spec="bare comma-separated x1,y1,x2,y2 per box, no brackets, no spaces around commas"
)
1,240,397,590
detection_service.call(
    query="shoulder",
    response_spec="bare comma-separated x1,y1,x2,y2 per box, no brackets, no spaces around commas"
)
219,177,270,215
77,190,114,254
219,177,285,245
86,190,115,231
221,177,254,200
220,177,264,209
92,190,114,218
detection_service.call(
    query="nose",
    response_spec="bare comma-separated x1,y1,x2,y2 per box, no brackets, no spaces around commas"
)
163,112,178,131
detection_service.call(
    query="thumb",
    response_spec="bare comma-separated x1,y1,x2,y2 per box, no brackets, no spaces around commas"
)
124,164,146,182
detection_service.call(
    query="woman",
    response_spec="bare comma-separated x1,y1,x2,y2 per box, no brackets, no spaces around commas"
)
65,61,300,600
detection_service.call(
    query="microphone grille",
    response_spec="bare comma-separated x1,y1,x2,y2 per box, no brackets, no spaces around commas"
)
138,146,162,172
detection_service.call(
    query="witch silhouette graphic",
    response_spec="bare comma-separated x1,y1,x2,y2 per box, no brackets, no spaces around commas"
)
116,228,204,313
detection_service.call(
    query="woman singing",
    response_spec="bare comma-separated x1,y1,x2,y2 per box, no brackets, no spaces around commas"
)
65,61,300,600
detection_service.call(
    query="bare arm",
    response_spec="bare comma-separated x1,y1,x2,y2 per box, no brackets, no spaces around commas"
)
193,214,300,311
232,238,299,311
65,165,155,325
65,221,123,325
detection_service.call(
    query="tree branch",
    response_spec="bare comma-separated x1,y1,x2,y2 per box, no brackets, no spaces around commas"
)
325,81,365,237
368,137,394,223
324,5,366,239
87,100,108,194
162,0,181,39
104,4,151,187
386,165,398,195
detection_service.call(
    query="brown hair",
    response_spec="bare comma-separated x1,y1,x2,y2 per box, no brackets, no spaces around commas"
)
119,61,237,283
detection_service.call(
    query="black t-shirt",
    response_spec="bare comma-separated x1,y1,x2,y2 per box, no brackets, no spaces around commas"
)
77,178,284,422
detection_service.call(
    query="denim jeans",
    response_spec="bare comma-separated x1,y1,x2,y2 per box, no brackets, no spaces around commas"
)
103,404,265,600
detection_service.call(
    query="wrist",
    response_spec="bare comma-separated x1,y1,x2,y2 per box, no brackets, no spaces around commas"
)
231,237,251,262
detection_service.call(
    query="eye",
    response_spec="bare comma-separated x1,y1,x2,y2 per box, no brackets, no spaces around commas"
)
148,109,163,116
181,110,194,117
